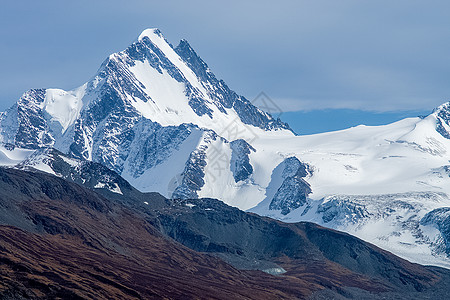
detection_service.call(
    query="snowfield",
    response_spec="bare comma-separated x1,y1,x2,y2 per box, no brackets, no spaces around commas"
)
246,113,450,268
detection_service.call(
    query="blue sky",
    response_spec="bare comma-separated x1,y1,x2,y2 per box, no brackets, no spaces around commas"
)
0,0,449,134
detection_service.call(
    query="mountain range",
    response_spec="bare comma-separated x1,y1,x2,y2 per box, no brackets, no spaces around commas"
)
2,28,450,298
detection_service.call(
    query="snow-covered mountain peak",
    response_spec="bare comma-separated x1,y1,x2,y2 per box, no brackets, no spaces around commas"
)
135,28,211,100
137,28,163,41
0,28,291,179
81,29,291,141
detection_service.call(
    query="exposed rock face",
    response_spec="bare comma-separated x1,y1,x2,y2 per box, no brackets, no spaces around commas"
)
230,139,255,183
121,120,194,177
435,102,450,139
421,207,450,256
171,131,218,199
15,148,133,196
171,146,208,199
269,157,312,215
0,89,54,149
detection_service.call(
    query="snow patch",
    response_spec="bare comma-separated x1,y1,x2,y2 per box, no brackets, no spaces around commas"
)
42,85,86,133
94,182,122,195
0,146,34,166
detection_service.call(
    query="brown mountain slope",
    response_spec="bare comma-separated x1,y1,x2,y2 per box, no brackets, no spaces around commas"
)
0,169,317,299
0,167,449,299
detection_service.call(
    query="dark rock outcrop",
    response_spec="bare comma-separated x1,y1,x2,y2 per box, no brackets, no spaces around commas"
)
269,157,312,215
